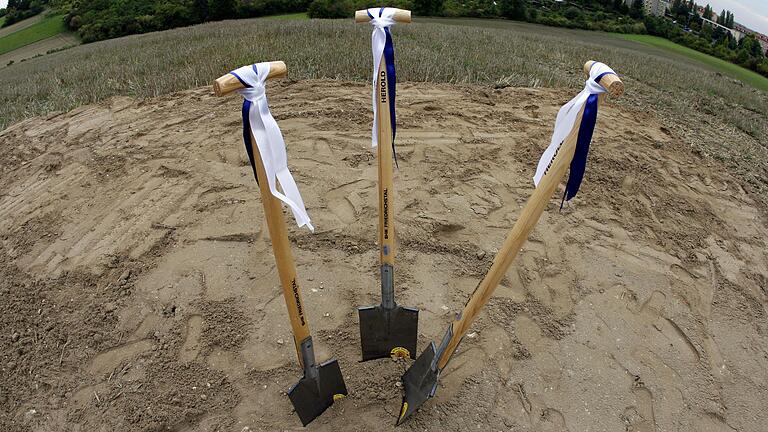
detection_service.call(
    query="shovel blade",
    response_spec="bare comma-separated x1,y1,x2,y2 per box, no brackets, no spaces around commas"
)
287,358,348,426
397,342,440,425
359,304,418,361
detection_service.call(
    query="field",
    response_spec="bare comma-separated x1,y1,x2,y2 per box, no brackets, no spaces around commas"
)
616,33,768,91
0,13,44,38
1,18,765,191
0,14,67,56
0,32,78,67
1,15,767,432
272,11,309,20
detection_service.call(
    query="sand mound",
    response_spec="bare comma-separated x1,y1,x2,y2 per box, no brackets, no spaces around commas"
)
1,80,766,431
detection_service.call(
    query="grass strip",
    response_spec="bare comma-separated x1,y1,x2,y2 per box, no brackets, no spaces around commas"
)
0,14,66,56
614,33,768,92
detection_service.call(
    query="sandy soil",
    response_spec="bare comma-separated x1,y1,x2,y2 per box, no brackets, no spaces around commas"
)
0,80,766,432
0,33,79,68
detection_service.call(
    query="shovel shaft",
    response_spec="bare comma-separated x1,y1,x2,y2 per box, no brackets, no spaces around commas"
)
436,106,585,369
435,62,623,370
247,129,312,363
376,55,397,272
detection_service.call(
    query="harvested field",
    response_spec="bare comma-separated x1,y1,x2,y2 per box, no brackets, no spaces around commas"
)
0,33,78,68
1,18,765,208
1,79,766,431
0,14,44,39
0,14,67,56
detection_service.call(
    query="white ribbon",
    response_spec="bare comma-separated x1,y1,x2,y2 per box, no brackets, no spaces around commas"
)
367,7,397,148
233,63,314,232
533,62,615,186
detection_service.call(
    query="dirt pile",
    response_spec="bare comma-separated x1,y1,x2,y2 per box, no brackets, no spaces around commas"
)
1,80,766,431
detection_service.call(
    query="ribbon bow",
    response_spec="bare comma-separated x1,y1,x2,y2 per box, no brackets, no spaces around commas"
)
367,7,398,160
231,63,314,231
533,61,616,204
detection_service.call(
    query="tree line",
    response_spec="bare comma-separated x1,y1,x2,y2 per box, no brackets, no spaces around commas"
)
311,0,647,34
65,0,311,42
660,0,767,77
1,0,766,79
1,0,47,27
309,0,766,77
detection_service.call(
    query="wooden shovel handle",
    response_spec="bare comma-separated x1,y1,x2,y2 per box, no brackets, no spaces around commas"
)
250,132,312,356
354,8,412,23
213,61,287,96
376,54,396,267
211,63,311,365
436,62,623,370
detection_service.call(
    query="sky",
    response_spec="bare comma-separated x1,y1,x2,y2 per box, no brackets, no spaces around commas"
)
0,0,765,34
703,0,768,34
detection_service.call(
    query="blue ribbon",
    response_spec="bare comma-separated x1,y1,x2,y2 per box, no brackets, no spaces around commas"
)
233,66,259,184
369,7,399,166
561,71,614,207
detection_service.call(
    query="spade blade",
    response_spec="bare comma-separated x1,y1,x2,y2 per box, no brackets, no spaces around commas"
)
397,342,440,425
359,304,418,361
287,358,348,426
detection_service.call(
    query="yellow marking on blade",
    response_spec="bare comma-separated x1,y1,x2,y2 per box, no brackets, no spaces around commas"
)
399,402,409,420
333,394,345,401
391,347,411,359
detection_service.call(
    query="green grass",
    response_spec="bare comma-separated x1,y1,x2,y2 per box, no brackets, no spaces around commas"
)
0,14,66,56
0,17,5,28
269,12,309,20
615,33,768,92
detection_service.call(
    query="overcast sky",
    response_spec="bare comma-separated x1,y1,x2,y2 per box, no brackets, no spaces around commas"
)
704,0,767,33
0,0,765,33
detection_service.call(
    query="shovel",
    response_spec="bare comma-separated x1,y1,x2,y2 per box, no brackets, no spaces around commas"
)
355,8,419,362
397,61,624,424
213,61,347,426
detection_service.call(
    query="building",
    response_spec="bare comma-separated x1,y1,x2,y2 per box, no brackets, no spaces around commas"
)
623,0,669,17
643,0,670,17
734,23,768,53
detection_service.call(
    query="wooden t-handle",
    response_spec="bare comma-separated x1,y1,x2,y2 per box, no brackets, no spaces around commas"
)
213,61,287,96
584,60,624,98
354,8,412,23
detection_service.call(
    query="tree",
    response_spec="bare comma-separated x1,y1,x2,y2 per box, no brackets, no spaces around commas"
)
499,0,527,20
629,0,644,19
307,0,351,18
671,0,688,19
192,0,209,22
563,6,581,20
2,0,45,27
617,0,629,14
208,0,236,21
413,0,444,16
